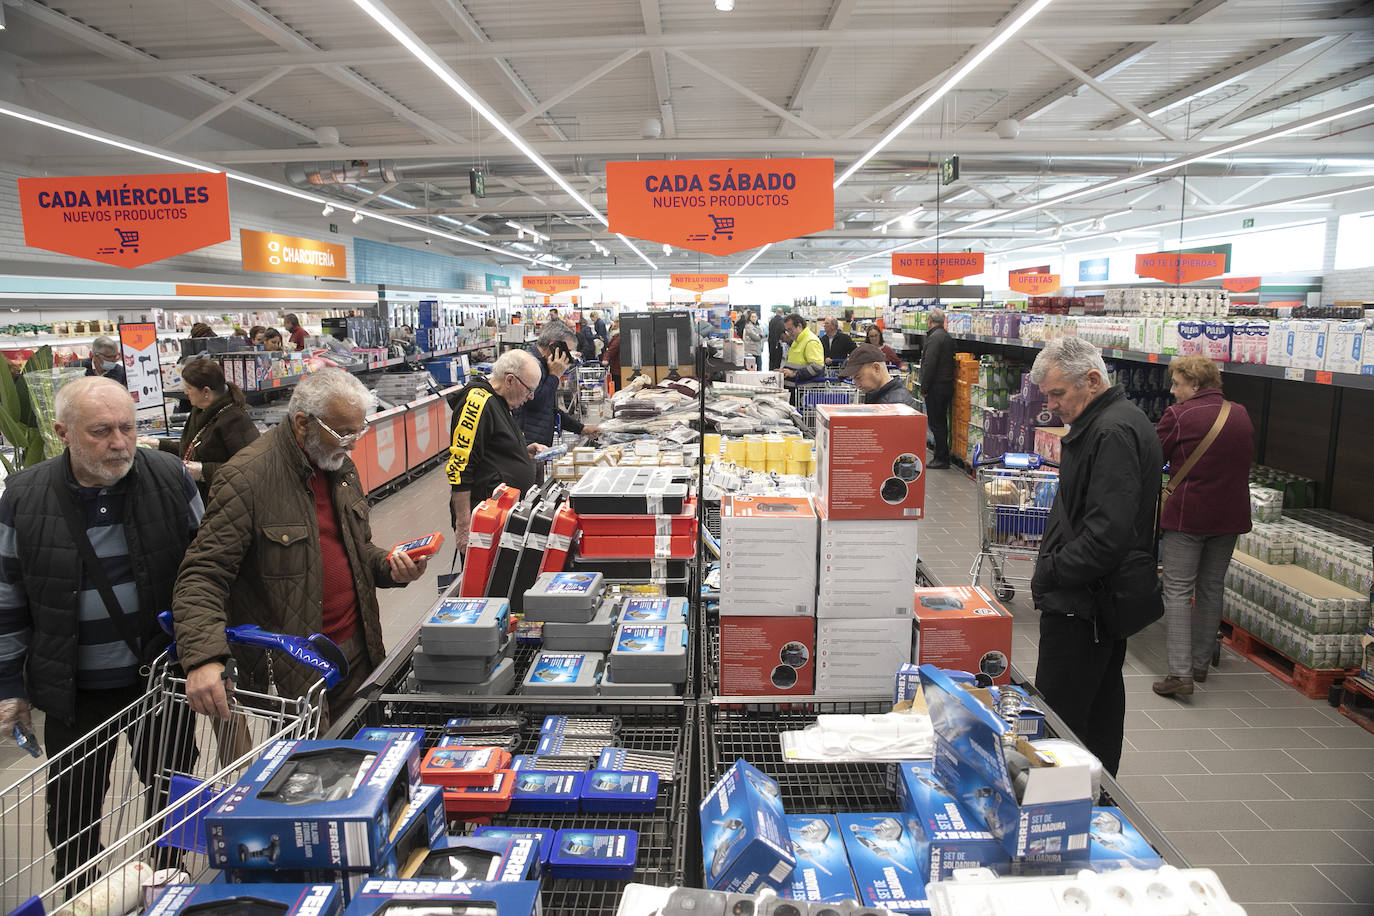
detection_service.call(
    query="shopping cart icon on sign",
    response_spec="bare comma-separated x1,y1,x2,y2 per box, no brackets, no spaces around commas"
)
96,227,141,255
686,214,735,243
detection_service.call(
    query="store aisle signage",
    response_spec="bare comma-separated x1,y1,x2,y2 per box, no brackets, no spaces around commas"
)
119,322,164,429
1223,276,1262,293
847,286,871,298
522,275,581,295
670,273,729,293
868,280,888,297
1078,258,1110,283
1008,272,1061,295
17,171,230,268
1135,251,1227,284
605,158,834,256
241,228,346,279
891,252,984,283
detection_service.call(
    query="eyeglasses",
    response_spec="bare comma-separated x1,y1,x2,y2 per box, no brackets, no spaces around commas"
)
508,373,538,400
313,415,371,447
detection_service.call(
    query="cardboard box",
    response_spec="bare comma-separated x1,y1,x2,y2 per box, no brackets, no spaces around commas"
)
720,495,817,616
1324,321,1364,374
837,813,930,913
1290,319,1329,370
814,617,911,697
1266,320,1293,367
782,814,858,903
206,738,422,871
1362,330,1374,375
700,759,795,893
412,835,542,881
341,879,540,916
1202,320,1232,363
895,761,1010,880
919,665,1092,863
815,403,927,520
720,616,815,696
816,513,919,619
1086,807,1166,871
151,884,342,916
912,586,1014,685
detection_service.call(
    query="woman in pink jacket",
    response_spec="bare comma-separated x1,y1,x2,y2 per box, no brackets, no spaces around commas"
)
1153,355,1254,698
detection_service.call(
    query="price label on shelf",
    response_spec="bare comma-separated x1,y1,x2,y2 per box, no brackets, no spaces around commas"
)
1283,367,1305,382
1315,371,1333,385
1109,349,1124,358
1147,353,1159,363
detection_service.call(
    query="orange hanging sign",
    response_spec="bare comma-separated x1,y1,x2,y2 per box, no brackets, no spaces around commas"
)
523,275,581,295
891,252,985,283
1009,272,1061,295
847,286,871,299
606,158,835,256
1223,276,1262,293
669,273,730,293
241,228,347,279
17,171,231,268
1135,252,1227,284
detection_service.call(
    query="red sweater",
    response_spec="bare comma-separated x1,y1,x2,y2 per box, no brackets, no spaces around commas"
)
1156,389,1254,535
290,324,308,351
309,470,360,644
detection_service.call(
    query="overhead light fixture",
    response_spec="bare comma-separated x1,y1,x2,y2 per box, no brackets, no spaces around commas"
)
834,0,1057,189
351,211,364,224
715,0,735,10
662,243,673,256
873,205,925,232
735,243,772,277
321,204,335,217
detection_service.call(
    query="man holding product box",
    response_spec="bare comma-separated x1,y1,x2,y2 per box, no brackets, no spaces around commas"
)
1029,337,1163,776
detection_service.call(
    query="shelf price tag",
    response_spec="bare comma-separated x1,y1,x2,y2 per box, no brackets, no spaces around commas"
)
1147,353,1158,363
1283,367,1305,382
1315,371,1333,385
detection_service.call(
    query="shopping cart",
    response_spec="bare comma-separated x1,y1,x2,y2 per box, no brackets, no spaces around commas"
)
969,449,1059,602
795,377,862,434
573,363,610,425
0,626,341,916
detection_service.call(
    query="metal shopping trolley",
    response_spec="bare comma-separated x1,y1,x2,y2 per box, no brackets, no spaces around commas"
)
969,449,1060,602
0,624,344,916
795,376,862,435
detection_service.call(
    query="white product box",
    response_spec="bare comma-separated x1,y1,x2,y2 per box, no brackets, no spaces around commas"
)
1161,319,1181,356
1289,319,1329,371
1175,319,1206,356
1265,320,1292,367
816,514,919,619
1202,320,1232,362
1363,330,1374,376
720,495,818,616
1141,317,1163,354
1233,319,1271,364
1323,321,1364,374
814,618,912,697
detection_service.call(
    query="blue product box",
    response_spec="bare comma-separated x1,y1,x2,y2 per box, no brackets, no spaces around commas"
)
353,727,427,747
782,815,858,904
549,828,638,880
473,826,555,867
699,758,794,893
151,884,342,916
618,596,688,624
206,738,422,871
408,836,541,882
894,761,1008,880
917,665,1092,862
534,732,610,756
341,878,540,916
837,814,930,915
388,785,447,878
580,769,659,813
508,769,585,813
540,714,619,740
1087,807,1165,871
894,663,922,704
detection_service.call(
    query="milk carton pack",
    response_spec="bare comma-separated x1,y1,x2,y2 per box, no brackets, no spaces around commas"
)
1160,319,1181,356
1324,321,1364,374
1266,320,1293,367
1289,319,1329,370
1202,320,1232,363
1363,329,1374,375
1175,320,1206,356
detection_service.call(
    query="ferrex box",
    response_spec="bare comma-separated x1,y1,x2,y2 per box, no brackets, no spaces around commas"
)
895,761,1010,881
341,878,540,916
912,586,1013,685
720,616,814,697
700,759,794,893
720,495,817,617
815,404,927,520
205,738,421,871
782,814,858,904
149,885,342,916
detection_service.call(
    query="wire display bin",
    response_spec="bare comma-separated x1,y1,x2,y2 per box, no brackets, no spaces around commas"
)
0,656,325,914
795,378,861,435
969,450,1059,602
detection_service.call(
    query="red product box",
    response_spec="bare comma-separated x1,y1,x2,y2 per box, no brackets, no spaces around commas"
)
442,770,516,815
720,617,814,696
815,404,927,520
912,586,1013,684
420,746,513,788
577,498,698,537
576,533,696,559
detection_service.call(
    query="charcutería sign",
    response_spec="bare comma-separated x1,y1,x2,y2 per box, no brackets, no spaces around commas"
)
18,172,231,268
607,158,834,256
891,252,985,283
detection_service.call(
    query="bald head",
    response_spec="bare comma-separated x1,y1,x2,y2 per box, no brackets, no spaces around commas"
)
53,376,137,488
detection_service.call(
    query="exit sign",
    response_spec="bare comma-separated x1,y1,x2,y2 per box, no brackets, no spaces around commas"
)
941,155,960,186
1242,218,1254,228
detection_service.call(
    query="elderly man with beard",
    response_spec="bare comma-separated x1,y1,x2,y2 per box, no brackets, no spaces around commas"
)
173,368,427,725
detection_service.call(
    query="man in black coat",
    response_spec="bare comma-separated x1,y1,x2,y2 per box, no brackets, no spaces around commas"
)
919,309,956,468
1029,337,1162,777
766,307,787,372
819,317,856,367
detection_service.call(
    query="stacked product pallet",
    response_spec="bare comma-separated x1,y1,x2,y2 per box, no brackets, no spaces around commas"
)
951,353,977,463
1007,371,1059,457
967,356,1016,461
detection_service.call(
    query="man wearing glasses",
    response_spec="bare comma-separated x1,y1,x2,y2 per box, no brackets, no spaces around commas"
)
173,369,428,725
446,349,543,553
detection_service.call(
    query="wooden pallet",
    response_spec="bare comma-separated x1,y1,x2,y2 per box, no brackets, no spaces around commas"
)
1219,619,1356,700
1338,675,1374,734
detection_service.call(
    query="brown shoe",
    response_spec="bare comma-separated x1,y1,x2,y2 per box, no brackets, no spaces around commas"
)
1192,668,1208,683
1153,675,1194,697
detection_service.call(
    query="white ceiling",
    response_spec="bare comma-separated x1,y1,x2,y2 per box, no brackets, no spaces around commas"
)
0,0,1371,276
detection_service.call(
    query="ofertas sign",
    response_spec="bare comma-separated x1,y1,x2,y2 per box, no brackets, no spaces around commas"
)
1223,276,1262,293
241,229,346,279
1135,251,1227,284
1009,272,1061,295
18,172,230,268
670,273,729,293
523,275,581,295
606,158,834,256
891,252,984,283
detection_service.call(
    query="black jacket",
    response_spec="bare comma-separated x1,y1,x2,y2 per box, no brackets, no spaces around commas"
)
78,357,127,388
1032,387,1162,617
6,450,192,723
865,377,917,408
513,348,584,446
920,326,956,392
821,331,856,365
158,391,260,500
767,314,786,359
447,378,536,506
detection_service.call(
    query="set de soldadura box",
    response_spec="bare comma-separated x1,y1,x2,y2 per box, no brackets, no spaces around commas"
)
894,760,1009,880
150,884,342,916
340,878,540,916
1087,807,1165,871
782,814,858,904
837,813,930,914
699,758,795,893
205,738,421,871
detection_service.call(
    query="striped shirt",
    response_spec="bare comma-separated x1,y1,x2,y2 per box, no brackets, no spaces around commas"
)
0,468,203,698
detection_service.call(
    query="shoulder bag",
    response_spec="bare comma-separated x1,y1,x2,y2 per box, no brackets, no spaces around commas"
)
1160,401,1232,510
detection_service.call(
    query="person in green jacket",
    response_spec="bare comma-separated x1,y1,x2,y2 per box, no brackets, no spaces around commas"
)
780,313,824,383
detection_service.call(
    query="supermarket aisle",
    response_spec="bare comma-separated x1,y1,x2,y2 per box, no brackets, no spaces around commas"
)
919,464,1374,915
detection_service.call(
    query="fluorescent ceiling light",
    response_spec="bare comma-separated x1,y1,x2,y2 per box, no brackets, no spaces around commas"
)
617,233,658,269
734,244,773,277
715,0,735,11
834,0,1056,189
874,205,925,232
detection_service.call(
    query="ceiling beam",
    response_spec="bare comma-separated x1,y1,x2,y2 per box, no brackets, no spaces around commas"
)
500,50,641,134
639,0,677,139
1195,58,1374,136
1194,36,1347,136
666,49,831,139
157,66,292,146
23,20,1373,82
839,70,950,140
778,0,860,137
1023,40,1181,141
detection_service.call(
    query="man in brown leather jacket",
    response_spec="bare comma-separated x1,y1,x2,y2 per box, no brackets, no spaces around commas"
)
172,369,427,723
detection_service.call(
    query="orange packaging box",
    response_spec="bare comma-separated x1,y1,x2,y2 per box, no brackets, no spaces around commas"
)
720,616,815,696
815,404,927,520
912,586,1013,684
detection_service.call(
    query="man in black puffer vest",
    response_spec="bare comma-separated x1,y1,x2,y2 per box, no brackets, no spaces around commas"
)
0,377,204,891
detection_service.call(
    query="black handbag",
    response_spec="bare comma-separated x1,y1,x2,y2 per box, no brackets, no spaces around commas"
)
1092,548,1164,639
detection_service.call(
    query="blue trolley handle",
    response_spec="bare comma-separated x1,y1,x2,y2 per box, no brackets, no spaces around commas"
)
157,611,346,689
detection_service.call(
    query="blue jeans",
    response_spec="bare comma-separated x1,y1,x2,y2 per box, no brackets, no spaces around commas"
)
1160,530,1238,677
